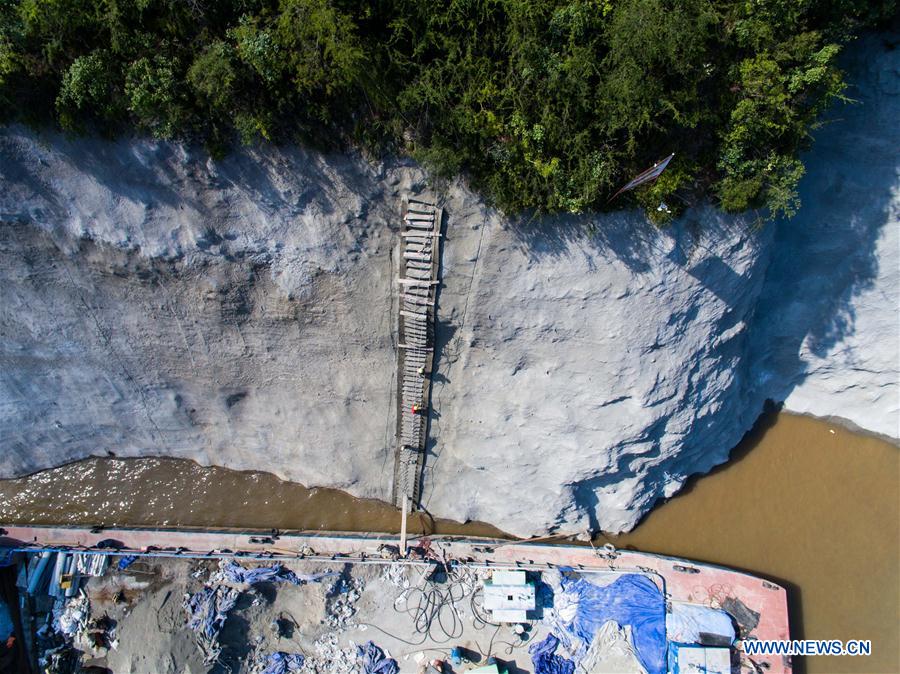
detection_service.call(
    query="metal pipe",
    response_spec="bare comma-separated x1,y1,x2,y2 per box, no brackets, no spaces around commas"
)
25,551,52,595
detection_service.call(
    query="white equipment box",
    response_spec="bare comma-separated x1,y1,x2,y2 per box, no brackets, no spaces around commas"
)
482,569,536,623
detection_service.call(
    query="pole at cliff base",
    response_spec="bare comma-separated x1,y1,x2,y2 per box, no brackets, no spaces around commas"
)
400,493,408,557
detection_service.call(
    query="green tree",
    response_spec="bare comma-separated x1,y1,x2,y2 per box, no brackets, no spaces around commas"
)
717,32,847,218
0,0,890,221
124,54,184,137
0,0,24,110
56,50,122,129
230,15,284,86
187,41,237,112
276,0,363,95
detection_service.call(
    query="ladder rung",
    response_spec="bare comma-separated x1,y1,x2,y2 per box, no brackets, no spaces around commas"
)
397,278,439,286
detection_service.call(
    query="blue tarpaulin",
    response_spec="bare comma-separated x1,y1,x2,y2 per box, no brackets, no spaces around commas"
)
185,585,239,641
184,584,240,662
182,563,335,664
358,640,399,674
117,555,138,570
556,573,666,674
0,600,14,640
529,634,575,674
259,652,304,674
222,561,337,586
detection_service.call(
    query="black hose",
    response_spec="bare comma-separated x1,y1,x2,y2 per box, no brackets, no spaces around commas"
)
364,567,539,664
392,578,468,643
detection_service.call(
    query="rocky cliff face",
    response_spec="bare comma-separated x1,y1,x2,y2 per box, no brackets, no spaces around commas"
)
0,142,408,499
746,38,899,441
424,202,772,534
1,37,896,537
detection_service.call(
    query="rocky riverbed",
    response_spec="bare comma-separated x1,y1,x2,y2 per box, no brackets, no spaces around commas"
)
1,36,897,537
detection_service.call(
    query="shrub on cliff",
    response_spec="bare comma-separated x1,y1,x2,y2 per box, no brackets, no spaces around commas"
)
0,0,893,220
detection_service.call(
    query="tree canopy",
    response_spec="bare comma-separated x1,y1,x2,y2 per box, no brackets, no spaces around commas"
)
0,0,893,220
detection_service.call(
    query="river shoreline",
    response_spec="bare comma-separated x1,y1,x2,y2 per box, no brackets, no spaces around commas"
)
1,412,898,672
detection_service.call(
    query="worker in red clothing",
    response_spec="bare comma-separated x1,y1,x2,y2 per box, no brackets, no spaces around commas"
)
411,404,422,414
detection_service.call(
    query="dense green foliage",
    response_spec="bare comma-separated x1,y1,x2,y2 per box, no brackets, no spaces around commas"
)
0,0,892,219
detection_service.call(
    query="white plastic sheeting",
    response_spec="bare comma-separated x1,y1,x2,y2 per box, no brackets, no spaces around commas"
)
580,619,648,674
666,603,736,645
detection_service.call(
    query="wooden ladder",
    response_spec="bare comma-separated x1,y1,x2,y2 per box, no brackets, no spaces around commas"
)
391,198,443,508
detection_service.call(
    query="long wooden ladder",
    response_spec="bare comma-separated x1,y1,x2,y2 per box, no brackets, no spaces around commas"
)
391,198,442,509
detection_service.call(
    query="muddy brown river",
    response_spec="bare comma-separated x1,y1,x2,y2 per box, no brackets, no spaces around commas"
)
0,412,897,673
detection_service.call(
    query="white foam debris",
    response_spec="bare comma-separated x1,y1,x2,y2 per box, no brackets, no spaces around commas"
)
304,576,365,673
307,633,358,674
382,563,411,590
324,576,364,631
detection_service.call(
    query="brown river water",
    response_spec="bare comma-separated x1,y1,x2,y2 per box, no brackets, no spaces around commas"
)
0,412,897,673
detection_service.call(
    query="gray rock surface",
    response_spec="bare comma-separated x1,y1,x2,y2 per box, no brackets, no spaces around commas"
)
424,202,771,534
1,36,896,536
0,141,411,498
747,39,899,441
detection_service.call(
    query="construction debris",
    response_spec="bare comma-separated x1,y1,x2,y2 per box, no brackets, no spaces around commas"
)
308,632,359,674
217,560,337,587
382,562,411,590
183,584,239,663
52,592,90,639
72,554,109,578
183,560,339,665
324,574,364,631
